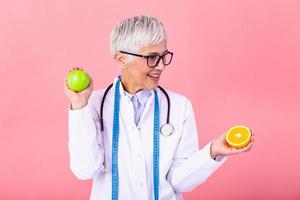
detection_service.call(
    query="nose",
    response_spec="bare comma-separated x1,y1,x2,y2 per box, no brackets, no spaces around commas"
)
154,59,165,71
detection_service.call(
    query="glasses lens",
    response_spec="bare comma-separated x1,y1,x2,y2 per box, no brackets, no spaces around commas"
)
162,52,173,65
147,55,160,67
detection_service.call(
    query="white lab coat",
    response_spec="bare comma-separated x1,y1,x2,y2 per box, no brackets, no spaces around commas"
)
68,76,228,200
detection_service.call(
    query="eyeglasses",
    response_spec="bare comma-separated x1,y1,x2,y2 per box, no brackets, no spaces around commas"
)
120,50,173,68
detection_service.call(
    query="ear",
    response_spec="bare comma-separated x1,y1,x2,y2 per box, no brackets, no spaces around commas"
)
115,52,131,70
114,52,127,65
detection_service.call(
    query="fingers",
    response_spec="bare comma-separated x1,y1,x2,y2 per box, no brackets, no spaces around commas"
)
228,139,254,155
64,76,69,88
244,142,253,151
64,75,77,95
86,78,93,90
63,80,73,95
251,135,255,143
89,78,93,87
238,142,254,153
63,79,75,94
69,66,84,72
230,145,250,154
250,129,256,137
64,76,70,89
63,81,68,93
218,129,255,156
218,132,226,141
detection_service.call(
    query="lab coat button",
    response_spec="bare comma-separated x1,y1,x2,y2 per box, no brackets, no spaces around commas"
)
139,182,144,187
103,168,109,173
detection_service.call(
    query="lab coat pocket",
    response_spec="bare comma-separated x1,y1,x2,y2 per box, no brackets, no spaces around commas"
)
160,124,182,168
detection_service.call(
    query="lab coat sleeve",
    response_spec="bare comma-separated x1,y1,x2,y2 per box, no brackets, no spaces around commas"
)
68,91,104,180
167,99,228,192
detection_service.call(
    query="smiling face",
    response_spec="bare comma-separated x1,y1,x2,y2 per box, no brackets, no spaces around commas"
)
116,40,169,94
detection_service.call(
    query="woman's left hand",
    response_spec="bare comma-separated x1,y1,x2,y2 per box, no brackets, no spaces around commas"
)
210,131,255,159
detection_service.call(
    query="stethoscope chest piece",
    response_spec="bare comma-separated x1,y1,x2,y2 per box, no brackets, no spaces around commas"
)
160,123,174,136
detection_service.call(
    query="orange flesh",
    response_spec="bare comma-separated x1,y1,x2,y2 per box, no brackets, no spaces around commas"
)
226,126,251,148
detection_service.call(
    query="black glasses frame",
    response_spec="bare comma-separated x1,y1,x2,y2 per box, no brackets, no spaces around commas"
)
120,50,173,68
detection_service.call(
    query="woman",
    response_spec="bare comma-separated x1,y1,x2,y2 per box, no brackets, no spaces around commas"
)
64,15,254,200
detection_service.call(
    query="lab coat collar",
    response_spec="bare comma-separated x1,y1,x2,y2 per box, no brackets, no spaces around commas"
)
112,75,158,102
113,75,159,128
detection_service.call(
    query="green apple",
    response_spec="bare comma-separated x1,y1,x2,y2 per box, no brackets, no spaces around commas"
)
67,69,91,92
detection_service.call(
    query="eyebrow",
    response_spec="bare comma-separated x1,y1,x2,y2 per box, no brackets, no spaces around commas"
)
147,50,169,55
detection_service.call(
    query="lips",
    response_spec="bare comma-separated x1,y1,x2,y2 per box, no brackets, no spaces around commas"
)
147,73,161,81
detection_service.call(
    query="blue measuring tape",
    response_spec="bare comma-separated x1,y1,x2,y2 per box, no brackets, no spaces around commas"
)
153,89,160,200
111,79,160,200
111,79,121,200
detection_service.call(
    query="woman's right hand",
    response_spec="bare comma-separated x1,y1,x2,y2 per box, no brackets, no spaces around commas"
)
64,67,93,110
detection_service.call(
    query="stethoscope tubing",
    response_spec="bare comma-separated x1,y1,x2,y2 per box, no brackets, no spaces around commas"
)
100,83,170,132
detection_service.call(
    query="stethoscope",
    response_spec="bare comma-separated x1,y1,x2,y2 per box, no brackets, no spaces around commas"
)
99,78,174,200
99,80,174,136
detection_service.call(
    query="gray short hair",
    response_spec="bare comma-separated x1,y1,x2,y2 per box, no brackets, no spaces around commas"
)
109,15,167,58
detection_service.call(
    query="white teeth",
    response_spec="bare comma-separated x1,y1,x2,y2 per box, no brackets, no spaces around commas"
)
149,74,160,78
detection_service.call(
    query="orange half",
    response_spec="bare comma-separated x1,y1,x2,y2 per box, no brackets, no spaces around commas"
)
226,125,252,149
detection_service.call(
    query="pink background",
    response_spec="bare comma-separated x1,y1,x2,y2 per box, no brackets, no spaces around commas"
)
1,0,299,199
